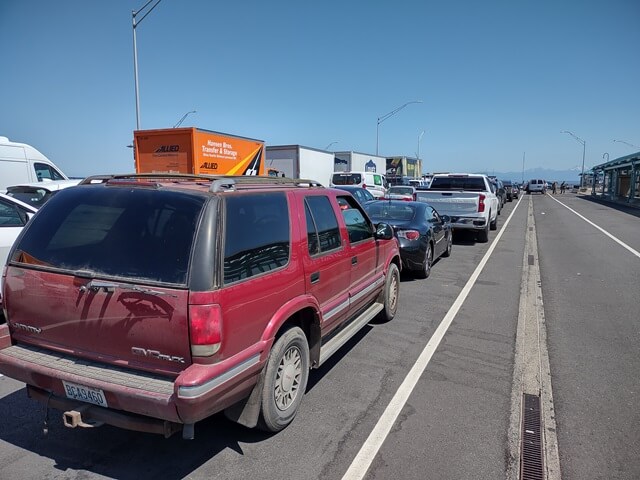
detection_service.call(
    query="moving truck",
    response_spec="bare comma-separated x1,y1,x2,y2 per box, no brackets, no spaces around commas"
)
334,151,386,175
0,136,69,192
134,127,265,176
265,145,335,186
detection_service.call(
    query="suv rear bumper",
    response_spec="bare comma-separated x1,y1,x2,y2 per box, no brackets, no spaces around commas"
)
0,343,264,432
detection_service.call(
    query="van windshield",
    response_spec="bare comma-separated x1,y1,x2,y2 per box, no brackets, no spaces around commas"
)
11,186,205,285
332,173,362,185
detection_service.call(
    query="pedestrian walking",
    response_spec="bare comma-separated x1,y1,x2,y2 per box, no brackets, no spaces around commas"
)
560,181,566,194
552,181,557,194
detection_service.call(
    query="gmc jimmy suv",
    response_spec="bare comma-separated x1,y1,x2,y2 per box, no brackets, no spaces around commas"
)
0,174,401,439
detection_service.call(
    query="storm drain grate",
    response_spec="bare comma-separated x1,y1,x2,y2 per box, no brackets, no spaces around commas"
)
521,393,544,480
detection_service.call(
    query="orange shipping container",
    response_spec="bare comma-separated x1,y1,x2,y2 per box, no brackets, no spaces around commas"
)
134,127,265,176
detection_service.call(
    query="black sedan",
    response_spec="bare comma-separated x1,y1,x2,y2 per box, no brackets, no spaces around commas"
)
364,200,452,278
333,185,375,206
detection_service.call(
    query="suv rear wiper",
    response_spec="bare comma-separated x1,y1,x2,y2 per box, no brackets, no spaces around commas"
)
79,279,177,297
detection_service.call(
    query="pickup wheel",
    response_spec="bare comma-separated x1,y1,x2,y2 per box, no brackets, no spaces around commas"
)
416,243,433,279
257,326,309,432
477,223,489,243
490,213,498,231
377,263,400,322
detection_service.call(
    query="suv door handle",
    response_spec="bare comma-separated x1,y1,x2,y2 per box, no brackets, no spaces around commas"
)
351,256,358,266
310,271,320,284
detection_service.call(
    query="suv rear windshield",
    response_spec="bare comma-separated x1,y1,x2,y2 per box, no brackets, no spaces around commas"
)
332,173,362,185
11,185,205,285
429,177,486,191
6,186,55,208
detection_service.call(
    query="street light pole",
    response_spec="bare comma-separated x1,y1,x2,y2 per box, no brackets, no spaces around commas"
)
376,100,422,156
132,0,163,131
561,130,586,188
613,139,640,150
417,130,425,160
324,141,338,151
173,110,197,128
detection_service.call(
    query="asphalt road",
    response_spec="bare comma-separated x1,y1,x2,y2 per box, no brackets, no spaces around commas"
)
0,192,638,479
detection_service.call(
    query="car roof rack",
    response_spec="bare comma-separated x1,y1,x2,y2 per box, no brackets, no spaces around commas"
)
77,173,324,191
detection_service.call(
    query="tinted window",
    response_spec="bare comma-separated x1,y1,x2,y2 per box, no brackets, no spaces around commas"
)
332,173,362,186
0,198,27,227
429,177,486,191
6,186,53,208
337,196,373,243
305,195,341,254
223,193,290,284
12,186,204,285
365,203,416,221
373,175,382,186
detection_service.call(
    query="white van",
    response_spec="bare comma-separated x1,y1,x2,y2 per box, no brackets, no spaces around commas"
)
330,171,388,198
0,136,68,192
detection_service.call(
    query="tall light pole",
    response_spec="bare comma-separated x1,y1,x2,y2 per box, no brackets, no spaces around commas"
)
376,100,422,156
561,130,586,188
324,141,338,151
133,0,163,131
417,130,425,160
173,110,196,128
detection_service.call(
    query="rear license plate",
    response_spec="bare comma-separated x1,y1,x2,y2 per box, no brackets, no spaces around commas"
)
62,381,108,408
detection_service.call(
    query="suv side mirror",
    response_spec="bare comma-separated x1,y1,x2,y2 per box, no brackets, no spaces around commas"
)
375,222,394,240
441,215,451,223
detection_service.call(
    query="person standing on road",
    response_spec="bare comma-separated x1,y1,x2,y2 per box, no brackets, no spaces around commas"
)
552,181,557,194
560,181,566,194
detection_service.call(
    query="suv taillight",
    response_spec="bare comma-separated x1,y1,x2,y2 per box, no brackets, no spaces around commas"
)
478,194,486,213
189,304,222,357
362,183,367,189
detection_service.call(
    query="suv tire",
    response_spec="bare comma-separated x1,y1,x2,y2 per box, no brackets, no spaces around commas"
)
377,263,400,322
258,326,309,432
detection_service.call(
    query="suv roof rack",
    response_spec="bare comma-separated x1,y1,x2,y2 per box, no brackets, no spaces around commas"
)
78,173,325,191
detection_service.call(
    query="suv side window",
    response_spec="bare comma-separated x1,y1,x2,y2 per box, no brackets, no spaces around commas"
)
223,193,290,284
337,195,373,243
305,195,341,255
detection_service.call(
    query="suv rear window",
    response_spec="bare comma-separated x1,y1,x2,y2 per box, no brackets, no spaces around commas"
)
332,173,362,185
11,186,205,285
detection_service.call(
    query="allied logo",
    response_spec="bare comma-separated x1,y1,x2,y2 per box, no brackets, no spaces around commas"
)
155,145,180,153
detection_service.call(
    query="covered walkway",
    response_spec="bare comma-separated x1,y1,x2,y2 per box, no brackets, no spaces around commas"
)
590,151,640,206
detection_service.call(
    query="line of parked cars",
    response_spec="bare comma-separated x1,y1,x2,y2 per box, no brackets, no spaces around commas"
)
0,169,507,440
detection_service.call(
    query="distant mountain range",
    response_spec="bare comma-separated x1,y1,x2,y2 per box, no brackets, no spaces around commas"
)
477,167,583,183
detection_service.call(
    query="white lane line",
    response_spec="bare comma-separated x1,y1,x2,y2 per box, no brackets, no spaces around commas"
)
548,195,640,259
342,195,525,480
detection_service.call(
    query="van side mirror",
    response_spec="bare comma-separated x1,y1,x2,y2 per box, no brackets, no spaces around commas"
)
374,222,394,240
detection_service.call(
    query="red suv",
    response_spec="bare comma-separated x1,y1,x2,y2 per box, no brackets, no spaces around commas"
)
0,174,401,439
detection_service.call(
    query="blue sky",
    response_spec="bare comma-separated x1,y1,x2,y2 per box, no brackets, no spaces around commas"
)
1,1,638,178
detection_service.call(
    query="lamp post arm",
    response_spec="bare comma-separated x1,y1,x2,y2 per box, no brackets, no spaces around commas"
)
377,101,422,125
134,0,163,25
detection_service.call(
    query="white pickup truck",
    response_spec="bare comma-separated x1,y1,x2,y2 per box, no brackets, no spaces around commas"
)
415,173,499,242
